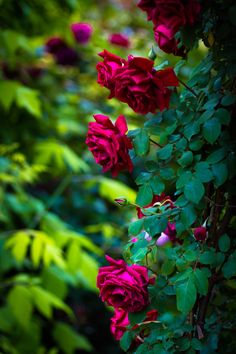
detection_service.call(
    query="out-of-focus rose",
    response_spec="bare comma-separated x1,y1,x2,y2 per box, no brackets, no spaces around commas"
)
45,37,67,54
45,36,78,66
110,308,129,340
71,23,93,44
86,114,133,177
96,50,126,94
137,193,174,219
137,0,201,56
97,255,151,312
113,56,178,114
156,232,171,246
194,226,207,241
109,33,130,48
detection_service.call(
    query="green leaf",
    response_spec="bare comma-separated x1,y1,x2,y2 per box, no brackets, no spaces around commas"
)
221,94,236,106
180,204,197,227
157,144,173,160
203,118,221,144
194,269,208,296
160,167,175,180
191,338,203,350
177,151,193,167
133,129,150,156
176,274,197,313
8,285,32,328
120,331,133,352
183,121,200,141
150,176,165,194
136,184,153,207
16,86,41,117
207,148,227,164
211,162,228,187
161,260,175,276
53,322,92,353
199,250,216,265
222,251,236,278
194,162,213,183
176,171,192,189
184,177,204,204
130,247,148,263
218,234,230,253
0,80,19,110
128,219,144,236
215,108,231,125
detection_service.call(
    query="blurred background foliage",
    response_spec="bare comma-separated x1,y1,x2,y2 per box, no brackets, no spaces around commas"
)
0,0,206,353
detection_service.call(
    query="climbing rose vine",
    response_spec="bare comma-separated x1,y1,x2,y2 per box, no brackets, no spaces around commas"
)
86,0,236,352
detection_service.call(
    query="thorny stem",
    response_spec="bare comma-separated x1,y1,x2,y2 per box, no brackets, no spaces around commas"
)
149,138,163,148
178,79,198,97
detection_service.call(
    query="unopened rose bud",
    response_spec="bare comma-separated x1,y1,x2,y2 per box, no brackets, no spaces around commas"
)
156,232,170,246
144,231,152,242
114,197,128,206
194,226,208,241
131,237,138,243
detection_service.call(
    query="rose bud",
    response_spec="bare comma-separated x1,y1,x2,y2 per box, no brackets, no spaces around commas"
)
194,226,208,242
71,23,93,44
109,33,130,48
115,197,128,206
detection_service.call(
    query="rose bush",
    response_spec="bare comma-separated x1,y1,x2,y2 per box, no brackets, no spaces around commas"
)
86,114,133,177
97,255,151,312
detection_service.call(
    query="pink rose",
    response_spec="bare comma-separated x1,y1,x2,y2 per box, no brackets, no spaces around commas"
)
85,114,133,177
109,33,130,48
96,50,126,95
110,308,129,340
194,226,207,241
71,23,93,44
97,255,151,312
113,56,178,114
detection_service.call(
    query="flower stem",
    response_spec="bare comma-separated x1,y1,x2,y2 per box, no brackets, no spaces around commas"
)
178,79,198,98
150,138,162,148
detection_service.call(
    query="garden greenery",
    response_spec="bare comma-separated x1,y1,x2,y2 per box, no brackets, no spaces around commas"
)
0,0,236,353
91,0,236,353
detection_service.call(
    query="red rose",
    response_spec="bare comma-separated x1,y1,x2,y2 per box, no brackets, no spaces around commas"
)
110,308,129,340
109,33,130,48
86,114,133,177
194,226,207,241
96,50,126,95
137,193,174,219
113,56,178,114
138,0,201,56
97,255,151,312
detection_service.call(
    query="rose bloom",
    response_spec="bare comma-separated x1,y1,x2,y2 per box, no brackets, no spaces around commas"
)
110,308,129,340
194,226,207,241
110,308,158,341
71,23,93,44
45,37,78,66
138,0,201,55
96,50,126,95
109,33,130,48
97,255,151,312
97,53,178,114
86,114,133,177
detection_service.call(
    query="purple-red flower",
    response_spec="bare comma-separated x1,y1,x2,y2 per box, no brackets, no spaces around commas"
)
110,308,129,340
86,114,133,177
96,51,179,114
194,226,207,241
45,36,78,66
97,255,151,312
109,33,130,48
71,23,93,44
137,0,201,56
